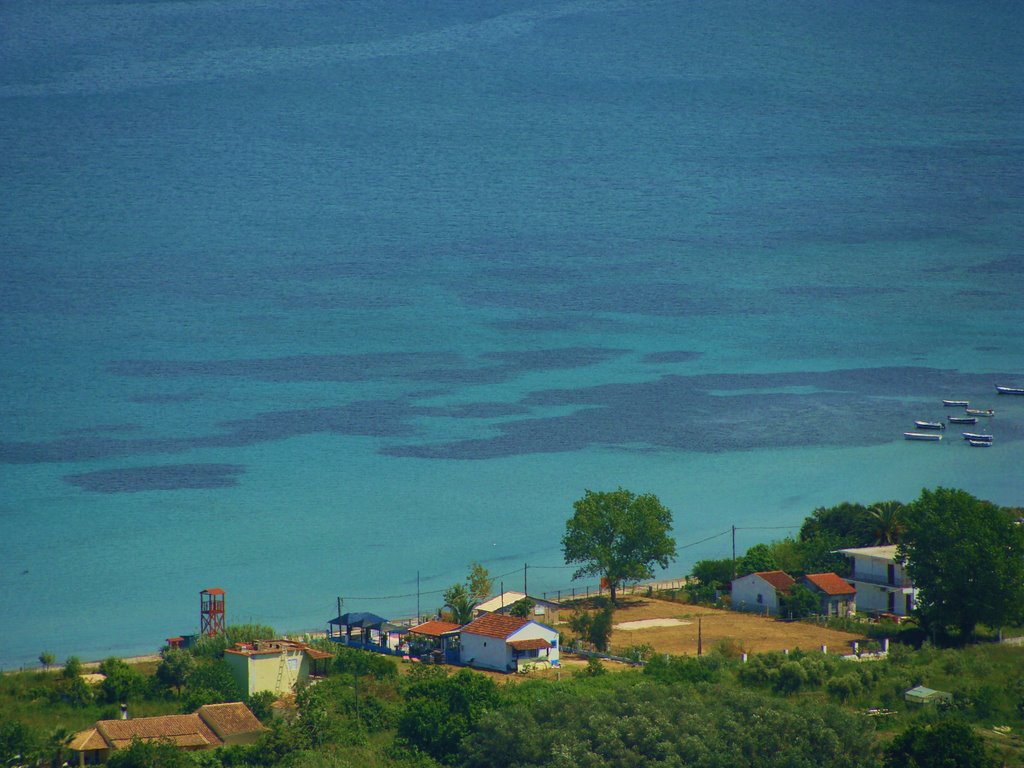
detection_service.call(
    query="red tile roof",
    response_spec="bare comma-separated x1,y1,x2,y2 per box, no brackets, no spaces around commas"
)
461,613,531,639
804,572,856,596
71,703,264,753
95,713,219,750
409,620,462,637
196,703,265,741
507,638,552,651
755,571,796,592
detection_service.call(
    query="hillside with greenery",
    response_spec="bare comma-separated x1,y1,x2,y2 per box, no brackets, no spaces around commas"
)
3,488,1022,767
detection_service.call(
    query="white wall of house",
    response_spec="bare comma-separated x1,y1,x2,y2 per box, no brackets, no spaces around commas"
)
731,574,782,616
460,622,558,672
851,581,916,616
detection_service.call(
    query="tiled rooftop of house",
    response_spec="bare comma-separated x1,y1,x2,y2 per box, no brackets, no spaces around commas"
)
755,570,796,591
409,620,462,637
461,612,531,639
805,572,856,595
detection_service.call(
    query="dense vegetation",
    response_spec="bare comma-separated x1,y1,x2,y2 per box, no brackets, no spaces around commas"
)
5,639,1022,767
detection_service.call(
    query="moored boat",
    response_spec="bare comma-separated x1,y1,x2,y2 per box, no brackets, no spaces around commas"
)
904,432,942,441
995,386,1024,396
962,432,993,441
914,420,945,430
965,408,995,417
948,416,977,425
968,439,992,447
943,399,969,407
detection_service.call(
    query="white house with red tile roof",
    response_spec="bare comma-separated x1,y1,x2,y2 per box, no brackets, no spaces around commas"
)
459,613,559,672
802,572,857,617
730,570,796,616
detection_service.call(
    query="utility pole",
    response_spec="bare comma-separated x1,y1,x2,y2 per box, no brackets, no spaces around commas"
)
416,571,420,621
697,616,703,656
523,562,528,595
731,525,737,579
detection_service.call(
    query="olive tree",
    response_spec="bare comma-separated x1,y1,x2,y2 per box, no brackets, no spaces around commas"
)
562,488,677,604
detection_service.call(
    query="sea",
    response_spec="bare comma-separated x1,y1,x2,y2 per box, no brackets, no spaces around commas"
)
1,0,1022,669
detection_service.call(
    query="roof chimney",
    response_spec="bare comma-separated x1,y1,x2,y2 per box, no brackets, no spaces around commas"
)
120,703,129,720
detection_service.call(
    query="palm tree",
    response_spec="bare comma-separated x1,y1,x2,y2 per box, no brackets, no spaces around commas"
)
864,500,905,546
46,727,72,768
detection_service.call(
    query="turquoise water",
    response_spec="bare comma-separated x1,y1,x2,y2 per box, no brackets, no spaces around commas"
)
1,0,1022,667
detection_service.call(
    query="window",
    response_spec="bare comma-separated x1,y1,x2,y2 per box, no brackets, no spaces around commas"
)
756,593,763,604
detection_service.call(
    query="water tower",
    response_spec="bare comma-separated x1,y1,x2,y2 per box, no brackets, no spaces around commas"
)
200,588,226,636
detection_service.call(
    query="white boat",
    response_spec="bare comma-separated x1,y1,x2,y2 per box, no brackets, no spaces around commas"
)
965,408,995,417
904,432,942,441
968,439,992,447
962,432,993,441
943,399,969,407
995,386,1024,396
914,421,945,430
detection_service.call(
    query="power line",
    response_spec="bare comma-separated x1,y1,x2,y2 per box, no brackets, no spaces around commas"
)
678,529,731,549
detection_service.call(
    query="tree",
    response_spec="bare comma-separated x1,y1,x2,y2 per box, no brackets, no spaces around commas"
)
737,543,777,576
61,656,83,680
45,728,73,768
0,720,42,766
38,652,55,672
466,562,493,605
509,597,535,618
182,660,242,711
901,488,1024,641
442,582,476,625
779,584,819,619
98,658,144,704
691,558,733,590
156,649,195,695
884,721,996,768
443,563,495,625
799,502,868,544
568,604,614,652
862,500,905,545
562,488,677,603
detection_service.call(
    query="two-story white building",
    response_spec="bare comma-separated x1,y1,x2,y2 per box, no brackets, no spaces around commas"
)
836,545,917,617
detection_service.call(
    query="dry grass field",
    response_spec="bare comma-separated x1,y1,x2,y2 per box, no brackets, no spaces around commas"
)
593,597,868,657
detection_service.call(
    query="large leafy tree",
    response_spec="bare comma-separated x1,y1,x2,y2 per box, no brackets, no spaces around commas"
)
466,562,493,605
737,544,777,576
884,722,996,768
798,502,868,544
155,649,195,695
562,488,677,603
900,487,1024,641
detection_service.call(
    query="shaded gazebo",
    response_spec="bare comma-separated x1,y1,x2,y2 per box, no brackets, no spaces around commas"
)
327,612,408,653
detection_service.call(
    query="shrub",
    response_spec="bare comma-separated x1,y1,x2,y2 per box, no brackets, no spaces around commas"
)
775,661,808,694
